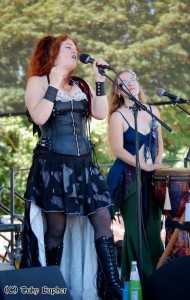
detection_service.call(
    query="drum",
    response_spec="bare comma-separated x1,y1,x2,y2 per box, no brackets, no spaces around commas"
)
166,225,190,259
153,168,190,218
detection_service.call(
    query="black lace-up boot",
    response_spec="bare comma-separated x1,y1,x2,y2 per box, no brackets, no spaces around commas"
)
45,243,63,266
95,236,123,300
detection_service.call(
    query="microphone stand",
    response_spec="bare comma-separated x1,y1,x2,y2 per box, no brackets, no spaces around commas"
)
98,67,172,282
184,148,190,168
151,99,190,106
167,99,190,116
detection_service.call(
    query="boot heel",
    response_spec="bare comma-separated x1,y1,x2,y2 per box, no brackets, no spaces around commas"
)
105,289,123,300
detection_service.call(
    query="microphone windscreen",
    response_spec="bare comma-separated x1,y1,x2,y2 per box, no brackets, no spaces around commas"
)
79,54,89,64
156,88,165,97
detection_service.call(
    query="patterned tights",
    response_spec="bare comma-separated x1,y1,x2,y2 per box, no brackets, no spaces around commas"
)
44,207,112,249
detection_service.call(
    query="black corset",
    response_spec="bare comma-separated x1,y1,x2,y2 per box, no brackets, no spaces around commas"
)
38,99,90,156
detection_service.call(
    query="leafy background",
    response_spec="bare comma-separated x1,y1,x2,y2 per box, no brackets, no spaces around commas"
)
0,0,189,214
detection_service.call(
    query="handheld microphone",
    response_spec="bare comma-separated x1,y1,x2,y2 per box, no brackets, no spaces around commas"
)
156,88,185,102
79,53,111,70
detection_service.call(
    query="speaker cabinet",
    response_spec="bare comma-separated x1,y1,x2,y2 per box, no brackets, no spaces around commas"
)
143,256,190,300
0,266,71,299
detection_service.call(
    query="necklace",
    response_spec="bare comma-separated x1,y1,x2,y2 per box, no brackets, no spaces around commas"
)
124,104,133,110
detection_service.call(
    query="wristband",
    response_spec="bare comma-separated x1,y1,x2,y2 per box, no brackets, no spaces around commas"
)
96,82,106,96
44,86,58,103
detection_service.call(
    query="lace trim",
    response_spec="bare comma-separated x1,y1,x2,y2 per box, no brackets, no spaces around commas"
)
56,91,88,102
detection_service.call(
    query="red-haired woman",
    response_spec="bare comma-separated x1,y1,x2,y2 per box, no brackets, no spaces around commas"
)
20,34,122,300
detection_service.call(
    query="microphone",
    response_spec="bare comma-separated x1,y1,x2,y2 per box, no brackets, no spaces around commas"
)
156,88,184,101
79,53,111,70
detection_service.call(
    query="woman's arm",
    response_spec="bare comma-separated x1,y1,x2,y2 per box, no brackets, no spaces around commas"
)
25,76,53,125
88,83,108,120
88,58,109,120
109,112,137,166
25,67,63,125
152,106,164,164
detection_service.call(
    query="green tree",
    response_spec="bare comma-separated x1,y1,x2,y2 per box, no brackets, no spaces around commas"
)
0,115,36,214
0,0,189,212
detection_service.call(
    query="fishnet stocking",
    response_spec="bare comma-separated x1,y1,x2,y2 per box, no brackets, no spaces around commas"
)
44,212,66,249
89,207,112,240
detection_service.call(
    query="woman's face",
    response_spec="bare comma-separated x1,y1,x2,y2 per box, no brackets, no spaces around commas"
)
55,39,77,70
118,71,139,98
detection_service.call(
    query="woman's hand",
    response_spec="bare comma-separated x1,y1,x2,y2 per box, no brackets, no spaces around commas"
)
49,66,63,88
141,161,168,172
92,58,109,82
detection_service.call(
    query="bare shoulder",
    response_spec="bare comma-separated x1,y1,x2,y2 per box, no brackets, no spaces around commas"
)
110,111,125,126
111,110,122,120
144,103,160,116
25,76,48,106
27,76,47,89
150,105,161,117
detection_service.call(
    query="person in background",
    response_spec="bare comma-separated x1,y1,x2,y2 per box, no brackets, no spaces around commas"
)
20,33,122,300
107,70,166,281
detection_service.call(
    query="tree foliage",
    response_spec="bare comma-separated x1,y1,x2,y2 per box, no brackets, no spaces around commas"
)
0,0,189,212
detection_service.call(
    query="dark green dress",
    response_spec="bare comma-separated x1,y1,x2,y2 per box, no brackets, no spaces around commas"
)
107,111,164,282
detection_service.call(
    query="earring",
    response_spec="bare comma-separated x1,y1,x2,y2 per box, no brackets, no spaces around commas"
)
118,94,121,98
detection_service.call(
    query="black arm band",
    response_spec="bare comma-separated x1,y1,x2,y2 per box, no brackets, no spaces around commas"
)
44,86,58,103
96,82,106,96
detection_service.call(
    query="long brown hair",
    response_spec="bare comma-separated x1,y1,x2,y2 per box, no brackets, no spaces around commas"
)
27,33,78,82
108,70,149,124
107,70,149,157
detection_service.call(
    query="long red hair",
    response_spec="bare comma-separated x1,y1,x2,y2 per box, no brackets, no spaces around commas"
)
27,33,78,81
